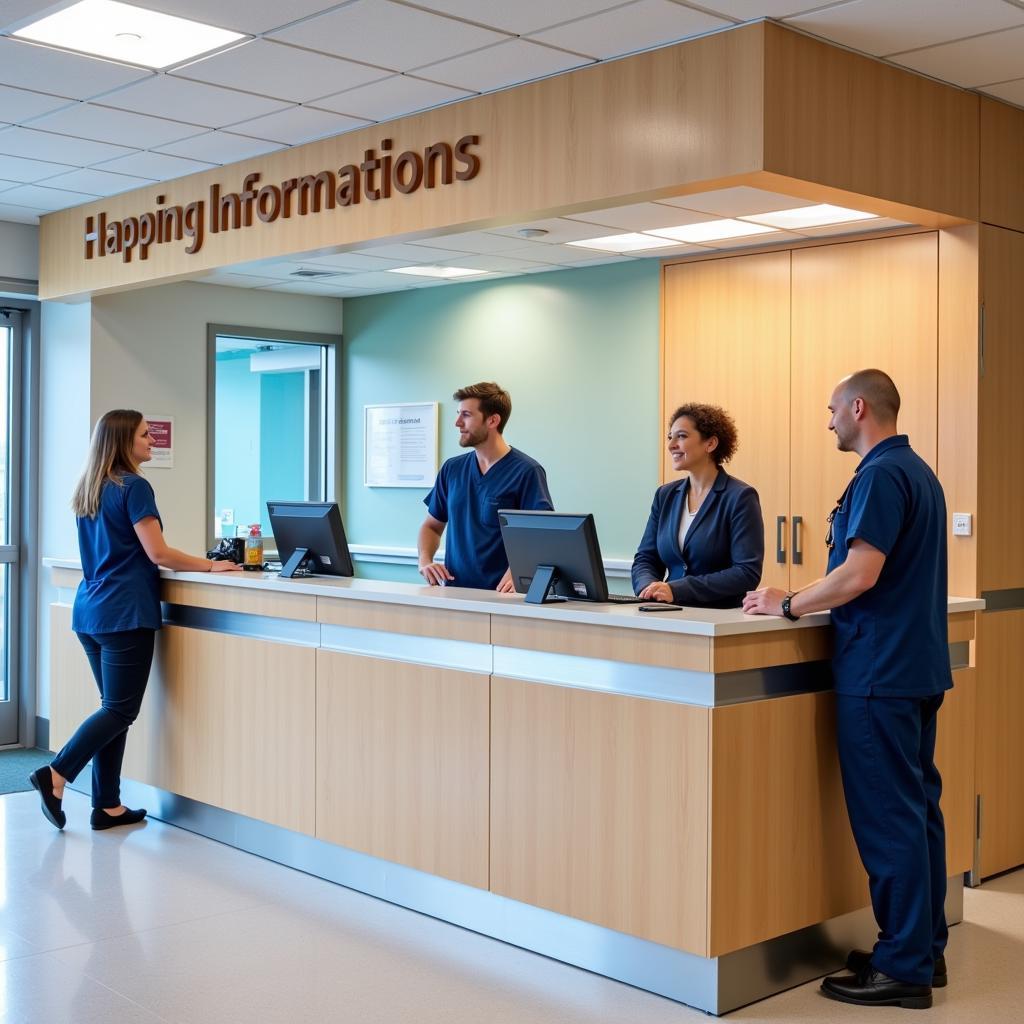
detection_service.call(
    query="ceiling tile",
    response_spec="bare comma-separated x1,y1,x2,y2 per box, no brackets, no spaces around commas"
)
658,186,817,216
0,37,151,99
226,106,369,145
352,241,474,262
0,202,44,224
256,280,355,295
281,269,408,291
564,202,716,231
93,150,217,180
0,151,75,183
407,1,627,35
686,1,815,16
268,0,508,72
29,103,203,149
197,272,290,288
0,179,17,194
530,1,730,60
487,216,626,244
414,230,539,255
0,126,135,166
890,25,1024,87
979,78,1024,107
420,39,593,92
42,166,156,195
421,253,549,272
155,131,285,164
97,75,293,129
786,0,1024,58
121,0,343,35
790,217,913,237
174,39,389,104
0,83,75,124
298,252,411,271
311,75,474,121
223,260,335,278
0,181,98,211
698,228,803,249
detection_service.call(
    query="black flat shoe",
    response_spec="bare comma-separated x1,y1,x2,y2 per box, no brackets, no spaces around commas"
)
846,949,947,988
28,767,65,830
822,967,932,1009
90,806,147,830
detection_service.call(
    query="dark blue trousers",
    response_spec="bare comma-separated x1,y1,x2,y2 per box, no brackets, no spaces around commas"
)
52,628,155,809
835,693,948,986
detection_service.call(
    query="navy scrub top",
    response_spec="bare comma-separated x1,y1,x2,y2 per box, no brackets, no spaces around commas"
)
73,473,163,634
826,435,952,698
425,447,553,590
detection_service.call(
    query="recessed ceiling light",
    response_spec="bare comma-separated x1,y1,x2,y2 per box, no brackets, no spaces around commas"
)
388,266,490,278
566,233,681,253
645,219,779,244
740,204,878,230
14,0,245,69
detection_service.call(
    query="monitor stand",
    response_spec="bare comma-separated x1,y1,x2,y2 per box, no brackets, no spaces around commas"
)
280,547,315,579
525,564,567,604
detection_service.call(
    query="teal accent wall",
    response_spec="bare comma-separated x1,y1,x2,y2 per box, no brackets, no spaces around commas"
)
259,371,307,534
214,352,261,533
343,261,662,584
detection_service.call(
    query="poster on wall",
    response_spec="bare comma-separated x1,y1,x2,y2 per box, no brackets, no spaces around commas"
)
364,403,438,487
146,415,174,469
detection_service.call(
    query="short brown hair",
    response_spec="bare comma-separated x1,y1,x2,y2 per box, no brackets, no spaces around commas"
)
839,368,901,424
668,403,738,466
453,381,511,433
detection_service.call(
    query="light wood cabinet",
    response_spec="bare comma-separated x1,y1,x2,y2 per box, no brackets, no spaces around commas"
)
663,231,940,593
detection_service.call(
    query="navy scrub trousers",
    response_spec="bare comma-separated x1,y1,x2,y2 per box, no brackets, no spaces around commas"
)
51,628,155,809
835,693,948,986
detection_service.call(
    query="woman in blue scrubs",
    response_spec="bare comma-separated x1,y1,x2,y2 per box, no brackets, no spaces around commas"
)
632,403,763,607
30,410,240,831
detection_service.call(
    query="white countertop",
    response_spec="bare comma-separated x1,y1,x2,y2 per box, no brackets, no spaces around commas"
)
44,557,985,639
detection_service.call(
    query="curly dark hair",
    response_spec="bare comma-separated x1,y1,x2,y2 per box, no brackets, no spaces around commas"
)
668,403,738,466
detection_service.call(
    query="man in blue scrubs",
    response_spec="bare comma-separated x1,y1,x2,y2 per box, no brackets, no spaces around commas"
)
418,381,553,591
743,369,951,1010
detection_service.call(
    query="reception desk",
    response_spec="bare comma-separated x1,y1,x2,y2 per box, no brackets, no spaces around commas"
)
45,561,981,1014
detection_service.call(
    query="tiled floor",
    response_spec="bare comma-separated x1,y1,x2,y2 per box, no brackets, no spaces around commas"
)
2,789,1022,1023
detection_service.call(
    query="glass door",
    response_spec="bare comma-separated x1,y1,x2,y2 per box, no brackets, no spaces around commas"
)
0,309,20,745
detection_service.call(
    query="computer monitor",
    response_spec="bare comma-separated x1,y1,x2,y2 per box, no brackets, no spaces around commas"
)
266,500,354,579
499,510,639,605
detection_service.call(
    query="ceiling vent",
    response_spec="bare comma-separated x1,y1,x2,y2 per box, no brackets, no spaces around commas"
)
290,268,340,279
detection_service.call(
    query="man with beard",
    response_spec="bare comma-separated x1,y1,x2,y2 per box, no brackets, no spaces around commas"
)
743,368,951,1010
418,381,553,592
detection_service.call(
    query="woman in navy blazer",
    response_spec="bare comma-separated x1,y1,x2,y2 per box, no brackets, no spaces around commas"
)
632,403,764,608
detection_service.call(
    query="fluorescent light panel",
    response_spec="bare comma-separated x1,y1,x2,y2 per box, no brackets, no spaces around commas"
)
389,266,489,278
741,204,878,230
566,233,680,253
14,0,244,69
647,219,779,244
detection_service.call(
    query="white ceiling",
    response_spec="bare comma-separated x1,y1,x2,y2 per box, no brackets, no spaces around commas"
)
0,0,1017,264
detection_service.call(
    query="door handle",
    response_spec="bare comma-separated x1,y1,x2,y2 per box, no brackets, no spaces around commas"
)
792,516,803,566
776,515,786,564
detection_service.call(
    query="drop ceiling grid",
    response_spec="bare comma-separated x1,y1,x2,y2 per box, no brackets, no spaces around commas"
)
0,0,1021,225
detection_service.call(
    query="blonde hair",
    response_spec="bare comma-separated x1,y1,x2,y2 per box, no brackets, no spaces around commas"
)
71,410,143,518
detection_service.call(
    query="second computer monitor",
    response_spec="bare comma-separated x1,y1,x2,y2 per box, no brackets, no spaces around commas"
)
499,510,614,604
266,500,354,579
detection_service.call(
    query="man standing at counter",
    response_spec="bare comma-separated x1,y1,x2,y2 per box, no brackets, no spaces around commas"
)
418,381,553,592
743,369,951,1011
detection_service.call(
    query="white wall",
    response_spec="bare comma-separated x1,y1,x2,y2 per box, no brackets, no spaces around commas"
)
0,222,39,283
90,281,342,553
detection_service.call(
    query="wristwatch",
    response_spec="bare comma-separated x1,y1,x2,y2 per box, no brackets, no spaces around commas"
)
781,592,800,622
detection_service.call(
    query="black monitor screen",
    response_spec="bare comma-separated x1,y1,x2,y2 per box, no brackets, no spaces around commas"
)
499,510,611,603
266,501,354,579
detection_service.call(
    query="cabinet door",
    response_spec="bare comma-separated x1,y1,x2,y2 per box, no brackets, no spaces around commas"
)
663,251,791,589
790,233,938,589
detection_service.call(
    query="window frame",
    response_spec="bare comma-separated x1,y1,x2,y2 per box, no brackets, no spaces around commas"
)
206,323,343,552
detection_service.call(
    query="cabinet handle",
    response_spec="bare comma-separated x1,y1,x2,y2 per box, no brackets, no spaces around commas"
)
776,516,787,564
792,516,803,566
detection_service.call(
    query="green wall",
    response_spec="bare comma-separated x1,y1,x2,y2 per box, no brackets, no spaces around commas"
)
342,260,662,583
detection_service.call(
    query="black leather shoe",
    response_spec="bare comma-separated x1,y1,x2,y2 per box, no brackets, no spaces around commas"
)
29,767,66,830
847,949,947,988
90,806,147,830
822,968,932,1009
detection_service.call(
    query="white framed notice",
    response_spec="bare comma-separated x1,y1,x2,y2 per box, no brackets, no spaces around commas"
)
145,414,174,468
364,402,438,487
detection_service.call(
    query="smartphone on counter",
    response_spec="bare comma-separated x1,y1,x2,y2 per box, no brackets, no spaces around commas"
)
638,603,683,612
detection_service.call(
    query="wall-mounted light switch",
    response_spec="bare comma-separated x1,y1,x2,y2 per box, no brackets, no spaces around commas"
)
952,513,972,537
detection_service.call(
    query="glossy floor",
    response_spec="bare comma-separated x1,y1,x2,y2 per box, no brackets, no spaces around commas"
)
2,789,1021,1023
